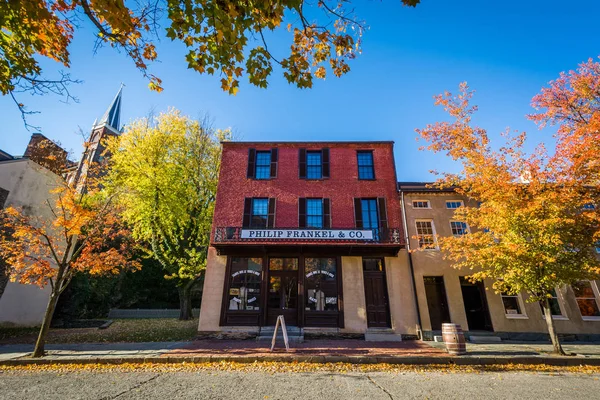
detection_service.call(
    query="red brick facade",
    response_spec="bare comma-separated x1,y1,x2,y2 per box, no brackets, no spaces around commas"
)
211,141,403,246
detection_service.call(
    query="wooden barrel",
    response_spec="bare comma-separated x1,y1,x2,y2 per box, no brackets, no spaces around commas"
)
442,323,466,355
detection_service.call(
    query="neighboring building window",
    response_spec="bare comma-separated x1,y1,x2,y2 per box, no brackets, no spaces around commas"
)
572,281,600,319
227,257,263,311
299,198,331,228
450,221,469,236
305,257,338,311
446,200,464,209
247,148,278,179
243,198,275,228
501,292,525,317
357,150,375,180
299,148,330,179
254,151,272,179
412,200,430,209
583,203,596,210
539,288,564,317
306,151,323,179
416,220,437,249
595,241,600,254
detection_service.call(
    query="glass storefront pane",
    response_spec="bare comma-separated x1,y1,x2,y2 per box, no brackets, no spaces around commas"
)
268,275,298,309
228,257,262,311
269,258,298,270
305,257,338,311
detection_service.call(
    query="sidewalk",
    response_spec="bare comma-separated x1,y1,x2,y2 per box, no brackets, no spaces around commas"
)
2,340,600,366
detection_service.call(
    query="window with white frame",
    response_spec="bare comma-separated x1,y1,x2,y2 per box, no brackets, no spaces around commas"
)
572,281,600,319
412,200,430,209
450,221,469,236
446,200,464,209
539,288,565,318
415,220,437,249
501,292,526,317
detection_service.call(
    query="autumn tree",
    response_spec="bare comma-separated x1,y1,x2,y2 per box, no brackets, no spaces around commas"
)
416,82,600,355
104,109,228,320
0,182,139,357
2,1,420,127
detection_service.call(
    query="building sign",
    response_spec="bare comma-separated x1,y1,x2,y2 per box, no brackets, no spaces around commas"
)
240,229,374,240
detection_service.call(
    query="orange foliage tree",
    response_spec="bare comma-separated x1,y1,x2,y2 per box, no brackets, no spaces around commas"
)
417,80,600,354
0,182,139,357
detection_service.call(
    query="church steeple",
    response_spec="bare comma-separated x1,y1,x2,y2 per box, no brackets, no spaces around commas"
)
96,84,123,133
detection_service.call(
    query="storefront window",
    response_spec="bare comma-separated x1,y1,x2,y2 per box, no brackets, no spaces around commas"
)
305,257,338,311
269,258,298,271
228,258,262,311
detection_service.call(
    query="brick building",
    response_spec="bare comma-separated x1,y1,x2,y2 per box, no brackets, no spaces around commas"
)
198,142,419,339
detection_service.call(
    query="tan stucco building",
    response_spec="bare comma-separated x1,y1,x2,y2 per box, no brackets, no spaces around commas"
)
400,182,600,341
0,157,64,326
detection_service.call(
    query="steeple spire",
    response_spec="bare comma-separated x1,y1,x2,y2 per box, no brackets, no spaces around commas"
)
97,84,124,133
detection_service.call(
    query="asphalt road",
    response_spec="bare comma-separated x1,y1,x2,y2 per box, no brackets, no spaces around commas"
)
1,370,599,399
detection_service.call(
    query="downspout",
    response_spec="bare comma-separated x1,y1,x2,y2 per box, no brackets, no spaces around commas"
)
401,190,423,339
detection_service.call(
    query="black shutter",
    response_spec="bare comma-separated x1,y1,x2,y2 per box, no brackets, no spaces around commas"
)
322,148,330,178
323,198,331,228
354,198,363,228
270,148,278,178
378,197,388,229
298,198,307,228
242,198,252,228
267,198,276,228
247,149,256,179
299,148,307,179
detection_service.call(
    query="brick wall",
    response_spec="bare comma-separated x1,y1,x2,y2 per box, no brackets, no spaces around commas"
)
212,142,402,243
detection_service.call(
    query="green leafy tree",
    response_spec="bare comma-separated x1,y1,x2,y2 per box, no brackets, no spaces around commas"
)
105,109,229,320
417,83,600,354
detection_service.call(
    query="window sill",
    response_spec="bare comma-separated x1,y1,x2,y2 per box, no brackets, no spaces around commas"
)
505,314,529,319
582,316,600,321
358,178,376,181
541,316,569,321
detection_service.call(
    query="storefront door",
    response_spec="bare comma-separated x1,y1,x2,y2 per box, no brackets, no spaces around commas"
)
266,258,299,326
363,258,391,328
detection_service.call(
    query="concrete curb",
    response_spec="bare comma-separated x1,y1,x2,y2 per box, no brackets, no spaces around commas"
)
2,355,600,367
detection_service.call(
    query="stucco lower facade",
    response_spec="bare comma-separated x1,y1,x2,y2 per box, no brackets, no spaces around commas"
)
0,159,62,327
198,247,419,337
401,185,600,340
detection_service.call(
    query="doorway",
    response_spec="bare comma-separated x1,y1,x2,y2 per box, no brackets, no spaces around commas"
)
266,258,299,326
362,258,391,328
460,277,493,331
423,276,451,330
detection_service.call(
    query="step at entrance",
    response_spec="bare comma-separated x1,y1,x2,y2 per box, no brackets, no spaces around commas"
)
256,326,304,343
468,335,502,344
365,328,402,342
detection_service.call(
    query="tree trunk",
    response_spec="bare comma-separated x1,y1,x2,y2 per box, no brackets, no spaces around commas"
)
541,298,566,355
32,289,61,358
178,284,193,320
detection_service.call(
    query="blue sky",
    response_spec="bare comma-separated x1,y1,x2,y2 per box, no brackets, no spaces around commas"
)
1,0,599,181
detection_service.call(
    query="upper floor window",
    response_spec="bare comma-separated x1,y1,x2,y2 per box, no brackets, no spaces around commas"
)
446,200,464,209
247,148,278,180
354,198,388,237
415,220,437,249
299,148,329,179
572,281,600,319
299,198,331,228
243,198,275,228
450,221,469,236
583,203,596,210
357,150,375,180
412,200,430,209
